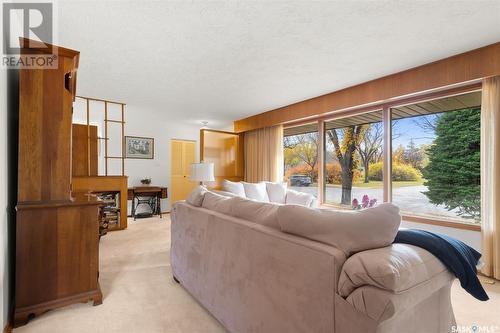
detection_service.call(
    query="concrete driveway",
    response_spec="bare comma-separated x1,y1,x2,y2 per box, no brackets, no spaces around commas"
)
291,184,474,222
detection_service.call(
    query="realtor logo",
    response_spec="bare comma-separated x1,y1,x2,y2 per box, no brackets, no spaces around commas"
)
2,2,57,68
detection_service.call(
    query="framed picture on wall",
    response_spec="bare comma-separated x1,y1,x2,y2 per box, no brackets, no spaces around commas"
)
125,136,154,159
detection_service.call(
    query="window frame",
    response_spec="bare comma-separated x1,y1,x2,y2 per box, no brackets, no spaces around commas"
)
283,82,483,231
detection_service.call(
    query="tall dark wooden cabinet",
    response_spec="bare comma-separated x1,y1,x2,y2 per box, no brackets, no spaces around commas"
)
14,38,102,327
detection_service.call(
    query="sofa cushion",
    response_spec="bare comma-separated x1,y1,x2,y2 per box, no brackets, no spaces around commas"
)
229,196,280,229
201,191,233,215
338,244,448,297
285,189,314,207
277,203,401,255
211,190,240,197
186,185,208,207
265,182,288,204
222,180,246,197
242,182,270,202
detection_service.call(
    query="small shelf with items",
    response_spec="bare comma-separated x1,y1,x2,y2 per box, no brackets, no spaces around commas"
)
95,191,121,232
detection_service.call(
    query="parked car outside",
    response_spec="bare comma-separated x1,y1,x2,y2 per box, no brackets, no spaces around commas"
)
289,174,312,187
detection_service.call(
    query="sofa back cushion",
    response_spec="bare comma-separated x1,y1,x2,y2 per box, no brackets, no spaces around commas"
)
265,182,288,204
242,182,270,202
285,189,315,207
229,196,280,229
186,185,208,207
202,191,233,215
222,180,246,197
277,203,401,255
201,192,280,230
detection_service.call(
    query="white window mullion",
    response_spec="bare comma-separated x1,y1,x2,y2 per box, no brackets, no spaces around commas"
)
383,107,392,203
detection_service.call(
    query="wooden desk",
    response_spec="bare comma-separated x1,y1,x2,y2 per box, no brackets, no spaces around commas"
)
128,186,168,220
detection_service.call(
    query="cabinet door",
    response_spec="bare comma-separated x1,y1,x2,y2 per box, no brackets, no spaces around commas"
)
170,140,197,207
182,141,197,198
170,140,184,206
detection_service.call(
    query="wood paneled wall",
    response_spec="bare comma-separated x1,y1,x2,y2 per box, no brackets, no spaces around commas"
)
200,129,244,189
234,41,500,132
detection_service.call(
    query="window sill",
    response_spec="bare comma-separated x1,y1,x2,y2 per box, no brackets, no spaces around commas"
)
401,214,481,232
319,204,481,232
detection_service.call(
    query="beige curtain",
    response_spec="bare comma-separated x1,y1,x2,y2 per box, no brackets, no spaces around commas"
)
244,125,283,183
481,76,500,279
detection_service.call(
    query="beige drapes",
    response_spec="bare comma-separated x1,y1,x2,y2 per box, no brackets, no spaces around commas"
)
244,125,283,183
481,76,500,279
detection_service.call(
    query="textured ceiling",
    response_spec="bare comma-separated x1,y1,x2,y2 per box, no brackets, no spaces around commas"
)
56,1,500,129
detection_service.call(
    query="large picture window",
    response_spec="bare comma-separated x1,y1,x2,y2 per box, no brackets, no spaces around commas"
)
390,91,481,223
283,123,319,198
283,89,482,226
323,110,384,208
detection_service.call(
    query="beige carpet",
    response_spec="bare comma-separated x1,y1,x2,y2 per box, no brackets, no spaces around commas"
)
14,216,500,333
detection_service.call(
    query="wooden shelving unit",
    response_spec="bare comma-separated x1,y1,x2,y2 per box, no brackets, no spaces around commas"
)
72,176,128,231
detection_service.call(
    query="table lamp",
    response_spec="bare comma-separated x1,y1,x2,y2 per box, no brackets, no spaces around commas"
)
190,162,215,186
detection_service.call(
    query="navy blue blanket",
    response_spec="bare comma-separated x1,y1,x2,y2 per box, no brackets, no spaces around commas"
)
394,229,488,301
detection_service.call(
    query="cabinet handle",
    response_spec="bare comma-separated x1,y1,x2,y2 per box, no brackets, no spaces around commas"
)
64,72,72,91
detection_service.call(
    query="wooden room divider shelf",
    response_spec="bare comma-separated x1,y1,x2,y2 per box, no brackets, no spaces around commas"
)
71,96,128,230
75,95,126,176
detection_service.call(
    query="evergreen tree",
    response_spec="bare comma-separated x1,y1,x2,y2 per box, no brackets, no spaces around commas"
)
422,108,481,220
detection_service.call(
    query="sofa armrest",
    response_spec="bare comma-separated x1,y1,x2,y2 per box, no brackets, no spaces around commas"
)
338,244,448,297
346,270,454,324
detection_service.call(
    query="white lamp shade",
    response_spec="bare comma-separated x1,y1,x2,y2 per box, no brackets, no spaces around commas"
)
190,162,215,182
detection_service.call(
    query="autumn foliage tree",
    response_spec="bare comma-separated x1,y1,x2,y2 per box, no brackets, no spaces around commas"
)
356,123,383,183
284,133,319,182
327,125,365,205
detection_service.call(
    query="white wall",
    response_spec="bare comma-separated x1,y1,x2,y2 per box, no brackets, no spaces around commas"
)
401,221,481,251
0,67,9,331
72,101,202,213
124,105,200,212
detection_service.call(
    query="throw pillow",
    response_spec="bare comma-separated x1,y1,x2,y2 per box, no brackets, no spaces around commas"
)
265,181,288,204
242,182,270,202
285,189,314,207
222,180,246,197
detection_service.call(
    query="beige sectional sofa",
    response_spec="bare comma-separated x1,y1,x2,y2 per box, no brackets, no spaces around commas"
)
171,189,456,333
